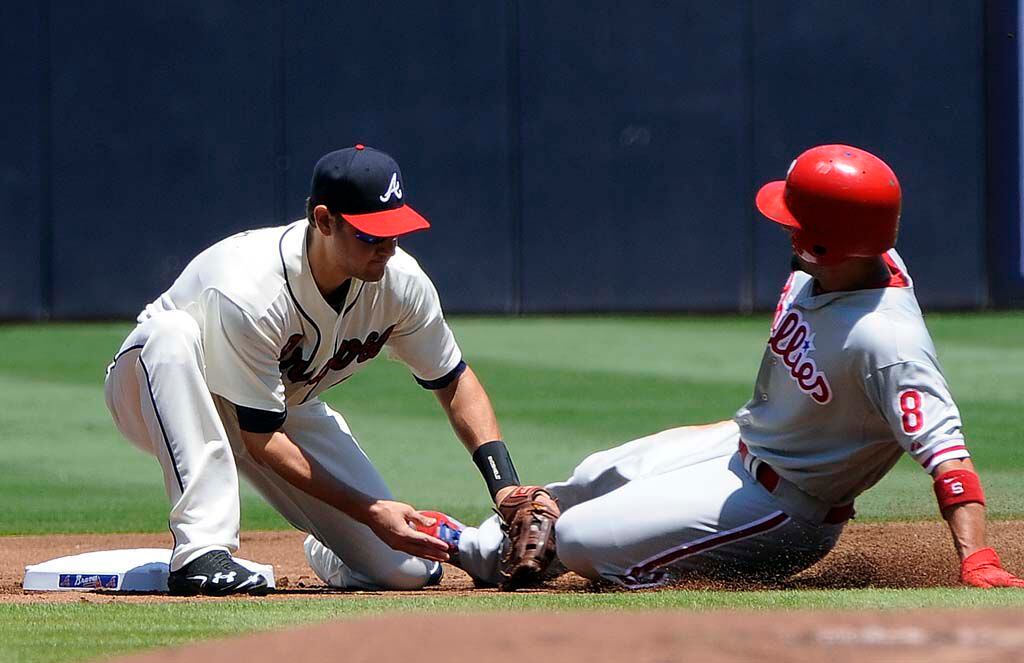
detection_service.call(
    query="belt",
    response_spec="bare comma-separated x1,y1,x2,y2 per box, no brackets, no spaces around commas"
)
738,441,854,524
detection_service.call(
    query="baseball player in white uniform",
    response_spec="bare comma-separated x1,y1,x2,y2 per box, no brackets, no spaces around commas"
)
104,145,541,594
435,145,1023,590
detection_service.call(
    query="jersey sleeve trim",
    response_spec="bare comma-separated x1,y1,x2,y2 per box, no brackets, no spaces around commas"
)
235,404,288,433
919,441,970,473
415,360,467,390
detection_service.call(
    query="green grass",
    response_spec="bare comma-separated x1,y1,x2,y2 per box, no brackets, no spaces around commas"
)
1,314,1021,534
4,589,1024,663
0,315,1022,662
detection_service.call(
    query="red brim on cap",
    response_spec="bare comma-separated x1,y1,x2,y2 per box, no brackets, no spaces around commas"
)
341,204,431,237
755,180,801,229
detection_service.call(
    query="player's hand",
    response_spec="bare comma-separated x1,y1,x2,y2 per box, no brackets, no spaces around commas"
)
960,548,1024,588
364,500,451,562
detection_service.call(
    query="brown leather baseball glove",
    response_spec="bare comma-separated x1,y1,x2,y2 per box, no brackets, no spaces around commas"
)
496,486,560,591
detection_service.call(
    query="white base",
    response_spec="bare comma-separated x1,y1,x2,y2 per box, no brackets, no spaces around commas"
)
23,548,275,592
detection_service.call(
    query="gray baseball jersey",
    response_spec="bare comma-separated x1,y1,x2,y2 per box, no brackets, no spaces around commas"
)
455,250,965,588
735,250,969,505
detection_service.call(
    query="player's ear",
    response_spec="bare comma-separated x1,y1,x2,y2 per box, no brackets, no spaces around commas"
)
312,205,334,235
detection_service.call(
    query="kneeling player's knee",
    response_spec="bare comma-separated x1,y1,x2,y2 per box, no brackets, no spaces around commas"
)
373,559,439,590
143,312,202,366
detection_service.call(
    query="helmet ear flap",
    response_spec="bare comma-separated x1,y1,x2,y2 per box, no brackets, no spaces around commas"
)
790,230,834,266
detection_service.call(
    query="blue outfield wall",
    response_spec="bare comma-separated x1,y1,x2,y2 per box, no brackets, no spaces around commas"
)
0,3,45,319
0,1,1016,318
988,0,1024,307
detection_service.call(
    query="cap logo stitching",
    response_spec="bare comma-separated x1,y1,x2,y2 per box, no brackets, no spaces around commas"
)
379,173,403,203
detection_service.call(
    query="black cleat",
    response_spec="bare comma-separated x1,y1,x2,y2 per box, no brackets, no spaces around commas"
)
167,550,270,596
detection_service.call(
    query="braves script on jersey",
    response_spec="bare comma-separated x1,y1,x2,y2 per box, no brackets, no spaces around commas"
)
735,250,969,505
139,220,463,415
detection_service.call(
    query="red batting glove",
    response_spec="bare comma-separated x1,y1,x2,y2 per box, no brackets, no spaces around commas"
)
961,548,1024,588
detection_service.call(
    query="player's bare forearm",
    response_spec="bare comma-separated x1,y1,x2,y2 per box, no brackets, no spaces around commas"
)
434,368,524,504
932,457,987,560
942,502,987,560
433,364,501,453
240,429,450,560
931,457,1024,587
240,429,376,518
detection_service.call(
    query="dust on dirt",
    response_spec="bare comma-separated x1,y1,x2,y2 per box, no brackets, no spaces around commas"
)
3,520,1023,602
6,523,1024,662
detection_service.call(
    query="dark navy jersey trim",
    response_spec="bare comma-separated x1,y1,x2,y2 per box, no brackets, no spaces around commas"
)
416,360,467,390
279,225,322,362
107,344,145,376
112,344,145,363
235,404,287,433
324,279,352,313
138,357,186,494
343,281,366,316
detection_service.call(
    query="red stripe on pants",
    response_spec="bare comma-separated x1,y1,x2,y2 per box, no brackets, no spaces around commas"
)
628,511,791,579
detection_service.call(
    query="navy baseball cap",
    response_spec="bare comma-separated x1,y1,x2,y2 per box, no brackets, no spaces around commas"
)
309,145,430,237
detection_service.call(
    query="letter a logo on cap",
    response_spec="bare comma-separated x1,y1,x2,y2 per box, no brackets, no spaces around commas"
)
379,173,403,203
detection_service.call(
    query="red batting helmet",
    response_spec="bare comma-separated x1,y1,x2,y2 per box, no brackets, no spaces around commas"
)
755,144,901,265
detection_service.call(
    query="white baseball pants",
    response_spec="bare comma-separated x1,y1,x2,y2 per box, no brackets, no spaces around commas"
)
104,310,439,589
457,421,843,587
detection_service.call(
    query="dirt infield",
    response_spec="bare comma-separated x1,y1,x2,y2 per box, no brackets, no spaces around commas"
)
6,522,1024,661
3,520,1024,601
109,610,1024,663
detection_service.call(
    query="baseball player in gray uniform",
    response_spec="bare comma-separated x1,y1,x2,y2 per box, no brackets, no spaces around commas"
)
104,145,544,594
431,144,1023,590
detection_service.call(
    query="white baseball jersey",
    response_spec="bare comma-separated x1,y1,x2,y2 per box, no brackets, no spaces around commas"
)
106,219,456,585
139,220,463,425
735,250,969,505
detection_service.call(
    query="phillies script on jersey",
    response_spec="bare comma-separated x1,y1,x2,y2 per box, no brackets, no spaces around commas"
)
768,309,832,405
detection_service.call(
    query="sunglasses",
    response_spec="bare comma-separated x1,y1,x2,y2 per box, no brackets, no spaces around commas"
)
328,212,397,245
352,229,398,245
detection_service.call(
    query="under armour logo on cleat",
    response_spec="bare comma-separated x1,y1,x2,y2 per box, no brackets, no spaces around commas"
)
211,571,237,584
379,173,403,202
237,573,264,589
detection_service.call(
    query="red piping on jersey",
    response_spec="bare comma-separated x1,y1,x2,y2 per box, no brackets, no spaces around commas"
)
883,254,910,288
920,444,969,469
